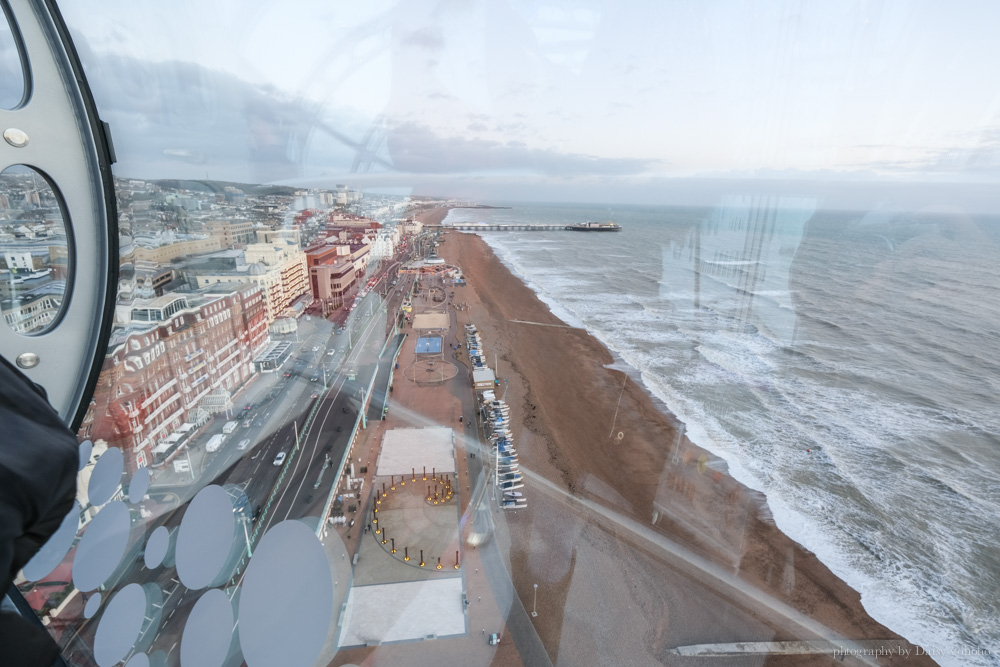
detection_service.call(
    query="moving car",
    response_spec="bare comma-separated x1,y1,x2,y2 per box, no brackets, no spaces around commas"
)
273,452,287,466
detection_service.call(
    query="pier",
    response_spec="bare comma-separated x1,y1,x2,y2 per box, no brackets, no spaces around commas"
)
446,223,568,232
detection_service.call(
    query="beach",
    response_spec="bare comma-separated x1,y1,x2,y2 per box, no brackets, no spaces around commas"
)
437,226,935,666
411,203,455,226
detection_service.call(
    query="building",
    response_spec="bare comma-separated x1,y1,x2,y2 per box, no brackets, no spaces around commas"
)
133,261,177,298
204,218,257,247
1,281,64,334
305,243,364,313
257,228,301,246
326,212,379,229
345,243,371,279
188,244,308,323
369,229,399,260
309,260,357,313
84,285,268,472
2,247,50,271
245,243,309,315
305,242,370,281
133,234,222,264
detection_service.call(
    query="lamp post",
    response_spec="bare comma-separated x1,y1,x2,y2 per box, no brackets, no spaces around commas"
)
184,447,196,482
241,515,253,559
532,583,538,617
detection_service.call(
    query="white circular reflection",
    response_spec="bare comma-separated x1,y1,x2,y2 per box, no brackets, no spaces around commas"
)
22,501,79,581
73,501,131,592
129,467,150,503
239,521,333,667
144,526,169,569
181,589,234,667
89,447,124,506
94,584,146,667
176,485,236,589
83,592,101,618
78,439,93,471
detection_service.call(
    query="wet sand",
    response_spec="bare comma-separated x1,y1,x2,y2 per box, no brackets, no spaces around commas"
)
438,228,935,666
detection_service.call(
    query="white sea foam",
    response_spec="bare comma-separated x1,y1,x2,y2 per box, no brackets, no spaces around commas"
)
468,206,1000,664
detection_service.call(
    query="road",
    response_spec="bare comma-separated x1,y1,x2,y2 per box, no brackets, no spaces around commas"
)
112,287,393,665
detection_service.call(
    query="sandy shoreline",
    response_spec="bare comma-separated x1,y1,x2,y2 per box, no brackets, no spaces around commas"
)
437,226,935,666
411,204,455,226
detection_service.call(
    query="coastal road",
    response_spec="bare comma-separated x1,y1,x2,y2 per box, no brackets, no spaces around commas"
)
134,308,388,657
253,292,389,536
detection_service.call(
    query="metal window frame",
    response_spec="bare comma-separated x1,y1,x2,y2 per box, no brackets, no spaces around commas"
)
0,0,118,431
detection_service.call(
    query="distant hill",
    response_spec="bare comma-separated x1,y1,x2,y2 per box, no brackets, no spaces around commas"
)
150,179,297,197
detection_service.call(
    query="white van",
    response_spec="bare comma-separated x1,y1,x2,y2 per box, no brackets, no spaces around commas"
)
206,434,225,452
222,421,238,434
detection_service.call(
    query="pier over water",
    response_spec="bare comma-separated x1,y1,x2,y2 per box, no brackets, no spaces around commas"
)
446,223,569,231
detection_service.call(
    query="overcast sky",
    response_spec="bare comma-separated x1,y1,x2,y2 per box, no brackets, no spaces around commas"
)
7,0,1000,207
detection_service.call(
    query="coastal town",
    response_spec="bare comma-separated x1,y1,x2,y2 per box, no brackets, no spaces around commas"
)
6,175,932,666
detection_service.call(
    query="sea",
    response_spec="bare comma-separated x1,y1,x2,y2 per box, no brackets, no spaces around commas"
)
443,199,1000,666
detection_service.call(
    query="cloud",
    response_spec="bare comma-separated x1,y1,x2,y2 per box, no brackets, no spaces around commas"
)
74,50,656,186
400,27,444,51
845,129,1000,176
384,121,656,176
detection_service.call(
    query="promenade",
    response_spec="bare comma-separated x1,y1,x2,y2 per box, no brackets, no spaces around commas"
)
325,260,548,666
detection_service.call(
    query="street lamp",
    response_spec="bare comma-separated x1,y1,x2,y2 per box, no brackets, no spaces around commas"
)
532,583,538,617
241,514,253,558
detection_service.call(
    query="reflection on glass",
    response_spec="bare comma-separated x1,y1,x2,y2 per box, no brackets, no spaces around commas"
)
0,7,25,109
0,164,70,334
10,2,1000,667
15,173,405,664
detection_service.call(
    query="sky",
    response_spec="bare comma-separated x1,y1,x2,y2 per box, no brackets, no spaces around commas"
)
5,0,1000,208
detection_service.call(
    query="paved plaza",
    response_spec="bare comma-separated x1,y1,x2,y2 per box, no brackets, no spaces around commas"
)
337,577,466,648
376,427,456,477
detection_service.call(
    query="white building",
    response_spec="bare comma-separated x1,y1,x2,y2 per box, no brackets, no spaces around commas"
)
369,228,400,260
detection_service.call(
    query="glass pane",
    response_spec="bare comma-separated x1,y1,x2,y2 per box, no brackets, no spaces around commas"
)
0,6,25,108
0,164,70,334
13,2,1000,666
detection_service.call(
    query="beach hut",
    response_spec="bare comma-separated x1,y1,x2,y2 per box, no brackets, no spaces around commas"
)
473,367,496,390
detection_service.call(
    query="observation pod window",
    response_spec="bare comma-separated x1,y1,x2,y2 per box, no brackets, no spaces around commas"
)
0,164,72,335
0,4,26,109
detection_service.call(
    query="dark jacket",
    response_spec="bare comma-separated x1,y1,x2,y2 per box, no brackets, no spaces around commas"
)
0,355,78,666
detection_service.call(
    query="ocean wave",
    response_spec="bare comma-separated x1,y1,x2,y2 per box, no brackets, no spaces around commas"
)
471,205,1000,664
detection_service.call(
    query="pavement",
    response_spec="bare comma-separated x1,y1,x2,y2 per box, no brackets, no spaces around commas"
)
315,265,551,666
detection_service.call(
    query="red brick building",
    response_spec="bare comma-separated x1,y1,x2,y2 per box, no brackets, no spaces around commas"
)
81,284,268,472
